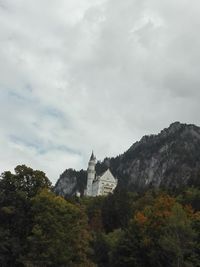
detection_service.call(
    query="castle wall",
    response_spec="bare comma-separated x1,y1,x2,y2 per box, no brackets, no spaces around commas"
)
86,153,118,197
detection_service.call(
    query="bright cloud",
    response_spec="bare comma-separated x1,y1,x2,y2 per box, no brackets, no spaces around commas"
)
1,0,200,183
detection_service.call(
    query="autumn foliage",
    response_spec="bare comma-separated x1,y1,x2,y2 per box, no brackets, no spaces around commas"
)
1,165,200,267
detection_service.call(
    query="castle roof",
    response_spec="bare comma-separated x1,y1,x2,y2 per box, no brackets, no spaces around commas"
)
93,168,117,184
90,151,96,161
99,168,116,182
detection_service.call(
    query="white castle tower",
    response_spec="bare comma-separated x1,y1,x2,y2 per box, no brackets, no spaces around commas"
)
85,151,118,197
86,151,96,196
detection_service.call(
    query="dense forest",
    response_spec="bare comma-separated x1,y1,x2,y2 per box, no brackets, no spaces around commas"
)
0,165,200,267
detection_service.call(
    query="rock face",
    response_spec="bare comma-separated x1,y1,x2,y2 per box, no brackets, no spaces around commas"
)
54,169,87,197
54,122,200,196
114,122,200,191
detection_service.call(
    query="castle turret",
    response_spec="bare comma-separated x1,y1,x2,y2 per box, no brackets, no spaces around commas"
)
86,151,96,196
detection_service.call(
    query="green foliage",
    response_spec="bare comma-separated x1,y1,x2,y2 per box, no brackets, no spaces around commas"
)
0,165,94,267
85,196,104,232
158,203,197,267
23,189,92,267
0,165,52,266
1,164,200,267
92,230,123,267
177,187,200,211
110,194,200,267
102,190,137,232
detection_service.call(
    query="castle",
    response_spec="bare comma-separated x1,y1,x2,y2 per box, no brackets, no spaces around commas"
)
85,152,118,197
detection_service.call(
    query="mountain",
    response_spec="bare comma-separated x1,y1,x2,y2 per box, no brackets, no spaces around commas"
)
54,122,200,196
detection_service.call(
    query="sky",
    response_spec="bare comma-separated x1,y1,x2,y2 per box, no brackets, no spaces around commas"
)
1,0,200,184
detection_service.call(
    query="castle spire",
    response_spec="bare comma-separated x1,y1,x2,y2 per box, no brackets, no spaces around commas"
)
90,151,95,161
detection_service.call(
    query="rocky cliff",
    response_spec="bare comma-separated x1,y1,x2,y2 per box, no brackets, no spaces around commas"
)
54,122,200,196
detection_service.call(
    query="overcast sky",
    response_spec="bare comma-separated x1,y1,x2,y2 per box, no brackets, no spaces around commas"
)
1,0,200,183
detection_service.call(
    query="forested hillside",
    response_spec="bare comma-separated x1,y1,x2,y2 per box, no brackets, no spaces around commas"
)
0,165,200,266
55,122,200,197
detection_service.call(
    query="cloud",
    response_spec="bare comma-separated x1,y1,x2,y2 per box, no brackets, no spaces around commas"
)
0,0,200,183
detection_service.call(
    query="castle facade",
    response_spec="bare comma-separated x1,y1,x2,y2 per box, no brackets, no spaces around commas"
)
85,152,118,197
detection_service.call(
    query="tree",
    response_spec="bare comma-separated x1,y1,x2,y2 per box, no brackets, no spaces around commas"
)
110,193,200,267
102,190,135,232
158,203,197,267
84,196,104,232
177,187,200,211
110,225,144,267
22,189,94,267
0,165,51,266
92,229,123,267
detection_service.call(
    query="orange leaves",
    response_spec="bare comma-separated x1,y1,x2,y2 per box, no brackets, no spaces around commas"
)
134,195,176,227
135,211,148,225
133,193,200,236
155,195,176,211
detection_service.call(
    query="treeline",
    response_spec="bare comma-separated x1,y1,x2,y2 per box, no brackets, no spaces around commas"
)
83,190,200,267
0,165,200,267
0,165,94,267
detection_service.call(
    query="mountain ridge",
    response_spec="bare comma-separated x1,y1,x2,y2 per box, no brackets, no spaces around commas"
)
54,122,200,196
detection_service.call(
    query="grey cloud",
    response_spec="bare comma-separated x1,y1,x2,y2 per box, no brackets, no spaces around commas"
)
1,0,200,183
